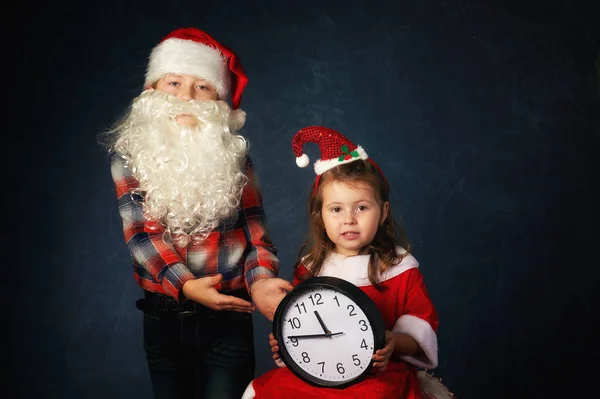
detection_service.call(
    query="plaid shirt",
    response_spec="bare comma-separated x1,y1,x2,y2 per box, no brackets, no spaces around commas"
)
110,152,279,300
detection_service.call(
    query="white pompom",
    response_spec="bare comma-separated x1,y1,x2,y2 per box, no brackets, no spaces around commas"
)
296,154,309,168
228,108,247,131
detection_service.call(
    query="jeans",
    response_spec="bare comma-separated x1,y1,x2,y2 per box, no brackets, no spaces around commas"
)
142,295,255,399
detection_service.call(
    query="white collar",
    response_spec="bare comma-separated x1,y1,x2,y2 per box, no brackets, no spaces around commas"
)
319,247,419,287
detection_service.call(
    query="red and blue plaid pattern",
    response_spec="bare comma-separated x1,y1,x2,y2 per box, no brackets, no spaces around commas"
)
111,153,279,300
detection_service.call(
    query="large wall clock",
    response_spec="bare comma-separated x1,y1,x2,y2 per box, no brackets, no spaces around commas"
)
272,276,386,388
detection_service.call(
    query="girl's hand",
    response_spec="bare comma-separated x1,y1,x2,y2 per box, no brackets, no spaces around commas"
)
268,332,280,361
372,330,395,371
269,332,286,367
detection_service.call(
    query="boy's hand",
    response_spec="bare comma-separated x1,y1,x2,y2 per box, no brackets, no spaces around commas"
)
250,278,294,321
372,330,395,371
182,274,255,312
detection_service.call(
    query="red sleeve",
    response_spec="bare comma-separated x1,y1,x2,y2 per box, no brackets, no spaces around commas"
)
402,269,439,332
240,157,280,291
292,263,313,286
392,268,439,369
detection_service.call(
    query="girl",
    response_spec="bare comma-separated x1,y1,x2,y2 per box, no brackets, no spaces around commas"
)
244,126,440,399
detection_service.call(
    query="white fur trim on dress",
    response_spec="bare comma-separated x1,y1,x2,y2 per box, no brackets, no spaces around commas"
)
392,314,438,369
240,358,285,399
144,38,230,99
241,382,256,399
314,146,368,175
319,247,418,287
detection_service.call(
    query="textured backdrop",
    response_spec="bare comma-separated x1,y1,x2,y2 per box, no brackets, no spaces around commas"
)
9,0,599,398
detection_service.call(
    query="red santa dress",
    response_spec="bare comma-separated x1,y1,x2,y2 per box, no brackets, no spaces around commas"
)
243,248,439,399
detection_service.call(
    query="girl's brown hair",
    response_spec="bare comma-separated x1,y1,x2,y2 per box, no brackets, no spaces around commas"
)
295,160,410,289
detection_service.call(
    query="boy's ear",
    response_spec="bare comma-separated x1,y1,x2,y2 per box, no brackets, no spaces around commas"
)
145,86,154,91
380,201,390,225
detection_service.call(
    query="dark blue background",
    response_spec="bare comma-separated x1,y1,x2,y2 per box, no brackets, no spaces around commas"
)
10,0,599,398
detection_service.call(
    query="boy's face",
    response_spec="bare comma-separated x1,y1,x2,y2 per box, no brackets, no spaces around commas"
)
153,74,219,102
152,74,219,125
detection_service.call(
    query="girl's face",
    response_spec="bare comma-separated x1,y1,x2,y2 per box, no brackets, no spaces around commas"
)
321,180,389,256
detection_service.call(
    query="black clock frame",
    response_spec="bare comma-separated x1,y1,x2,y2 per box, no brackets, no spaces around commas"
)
272,276,386,389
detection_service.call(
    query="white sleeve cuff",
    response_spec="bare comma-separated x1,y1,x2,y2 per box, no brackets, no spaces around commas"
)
392,314,438,369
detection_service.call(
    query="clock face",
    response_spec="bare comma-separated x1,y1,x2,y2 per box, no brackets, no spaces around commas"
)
273,276,385,388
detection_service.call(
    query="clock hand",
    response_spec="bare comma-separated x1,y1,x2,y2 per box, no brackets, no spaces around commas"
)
314,310,331,334
287,332,343,339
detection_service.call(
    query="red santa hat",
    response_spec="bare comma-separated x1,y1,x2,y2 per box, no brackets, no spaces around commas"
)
292,126,370,174
144,27,248,112
292,126,388,191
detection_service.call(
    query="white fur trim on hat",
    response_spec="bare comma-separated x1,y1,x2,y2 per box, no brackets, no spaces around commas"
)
313,146,368,175
144,38,230,99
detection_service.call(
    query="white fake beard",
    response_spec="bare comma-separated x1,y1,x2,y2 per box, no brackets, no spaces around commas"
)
111,90,248,246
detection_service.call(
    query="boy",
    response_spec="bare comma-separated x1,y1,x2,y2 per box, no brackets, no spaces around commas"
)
103,27,292,399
